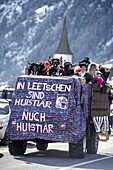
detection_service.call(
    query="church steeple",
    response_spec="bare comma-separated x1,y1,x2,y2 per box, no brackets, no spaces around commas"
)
54,17,73,63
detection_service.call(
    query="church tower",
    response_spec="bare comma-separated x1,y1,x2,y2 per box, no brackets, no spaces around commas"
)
54,17,73,64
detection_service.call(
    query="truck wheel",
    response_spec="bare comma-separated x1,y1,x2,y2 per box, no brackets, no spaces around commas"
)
87,124,99,154
69,135,86,158
8,140,27,155
36,142,48,150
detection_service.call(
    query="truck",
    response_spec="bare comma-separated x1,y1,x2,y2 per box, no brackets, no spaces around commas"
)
7,74,112,158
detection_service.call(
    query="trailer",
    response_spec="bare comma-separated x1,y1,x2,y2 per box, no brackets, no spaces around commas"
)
7,75,111,158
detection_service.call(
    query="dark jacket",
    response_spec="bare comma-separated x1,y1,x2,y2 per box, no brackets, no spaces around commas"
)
75,72,94,84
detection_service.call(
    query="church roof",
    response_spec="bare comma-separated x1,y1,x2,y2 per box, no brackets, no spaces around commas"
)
54,17,73,55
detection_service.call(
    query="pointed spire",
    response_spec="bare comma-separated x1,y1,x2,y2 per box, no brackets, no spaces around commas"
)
55,17,73,55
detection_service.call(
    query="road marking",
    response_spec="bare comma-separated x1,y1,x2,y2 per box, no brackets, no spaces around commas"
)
56,155,113,170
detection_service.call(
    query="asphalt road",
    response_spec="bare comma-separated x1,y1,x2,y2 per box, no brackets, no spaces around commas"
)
0,134,113,170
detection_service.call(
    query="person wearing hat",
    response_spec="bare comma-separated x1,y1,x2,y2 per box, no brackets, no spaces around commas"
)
99,66,110,83
95,71,104,88
74,61,93,84
63,61,74,76
79,57,91,68
48,58,61,76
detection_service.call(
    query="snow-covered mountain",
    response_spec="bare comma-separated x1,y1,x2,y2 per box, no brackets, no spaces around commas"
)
0,0,113,86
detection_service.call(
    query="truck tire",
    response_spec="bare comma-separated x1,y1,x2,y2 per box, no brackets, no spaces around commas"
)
36,142,48,151
86,124,99,154
8,140,27,155
69,135,86,158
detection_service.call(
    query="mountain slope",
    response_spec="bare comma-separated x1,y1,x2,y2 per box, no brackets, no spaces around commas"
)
0,0,113,85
